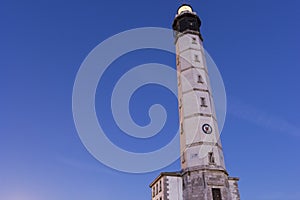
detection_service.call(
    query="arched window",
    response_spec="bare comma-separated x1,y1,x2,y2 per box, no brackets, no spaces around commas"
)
197,75,204,83
194,54,200,62
200,97,207,107
192,37,197,44
208,152,215,164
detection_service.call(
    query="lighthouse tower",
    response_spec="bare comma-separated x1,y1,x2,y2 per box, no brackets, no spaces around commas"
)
150,5,240,200
173,4,225,172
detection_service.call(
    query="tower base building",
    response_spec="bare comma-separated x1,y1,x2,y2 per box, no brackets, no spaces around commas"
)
150,5,240,200
150,171,239,200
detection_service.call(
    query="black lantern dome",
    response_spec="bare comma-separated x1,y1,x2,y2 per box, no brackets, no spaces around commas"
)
172,4,203,40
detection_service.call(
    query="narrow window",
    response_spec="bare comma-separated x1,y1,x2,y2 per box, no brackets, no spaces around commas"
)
212,188,222,200
156,183,158,195
200,97,207,107
152,186,155,197
197,75,204,83
192,37,197,44
159,180,162,192
208,152,215,164
194,54,200,62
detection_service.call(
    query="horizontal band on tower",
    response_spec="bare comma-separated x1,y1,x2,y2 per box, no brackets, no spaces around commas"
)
185,141,223,150
179,65,208,73
183,113,218,122
182,88,210,95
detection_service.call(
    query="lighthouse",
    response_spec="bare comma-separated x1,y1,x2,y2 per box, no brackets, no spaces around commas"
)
150,4,240,200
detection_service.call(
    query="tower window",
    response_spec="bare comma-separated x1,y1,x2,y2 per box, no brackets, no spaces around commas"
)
197,75,204,83
208,152,215,164
194,54,200,62
200,97,207,107
212,188,222,200
159,180,162,192
192,37,197,44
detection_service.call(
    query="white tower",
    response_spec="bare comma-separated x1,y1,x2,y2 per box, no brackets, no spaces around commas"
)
150,5,240,200
174,4,225,172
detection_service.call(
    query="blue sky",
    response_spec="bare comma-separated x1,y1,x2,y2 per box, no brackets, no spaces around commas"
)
1,0,300,199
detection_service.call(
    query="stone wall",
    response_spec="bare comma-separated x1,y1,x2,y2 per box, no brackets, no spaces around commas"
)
228,177,240,200
182,168,234,200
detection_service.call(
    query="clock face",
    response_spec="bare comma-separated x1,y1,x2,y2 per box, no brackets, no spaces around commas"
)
202,124,212,134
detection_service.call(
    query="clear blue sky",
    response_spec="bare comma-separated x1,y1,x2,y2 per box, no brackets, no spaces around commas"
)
1,0,300,199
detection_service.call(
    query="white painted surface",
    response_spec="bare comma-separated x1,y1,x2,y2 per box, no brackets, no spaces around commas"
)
176,32,226,170
167,176,183,200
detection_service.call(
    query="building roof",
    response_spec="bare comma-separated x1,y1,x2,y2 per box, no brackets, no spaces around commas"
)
149,171,181,187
